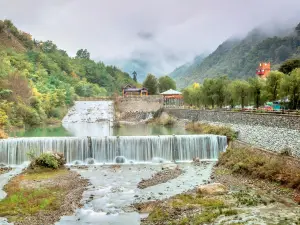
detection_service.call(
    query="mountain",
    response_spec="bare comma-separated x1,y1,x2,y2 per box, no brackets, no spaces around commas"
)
0,20,136,129
107,58,156,83
171,23,300,88
169,54,207,85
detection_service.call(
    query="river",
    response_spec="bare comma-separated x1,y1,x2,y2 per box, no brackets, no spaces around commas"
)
1,101,226,225
9,101,190,137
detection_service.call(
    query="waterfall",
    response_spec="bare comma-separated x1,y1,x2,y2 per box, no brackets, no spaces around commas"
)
0,135,227,165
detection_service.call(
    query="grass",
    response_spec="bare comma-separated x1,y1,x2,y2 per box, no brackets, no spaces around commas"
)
185,122,237,141
0,168,67,222
147,193,238,224
218,147,300,191
23,168,68,180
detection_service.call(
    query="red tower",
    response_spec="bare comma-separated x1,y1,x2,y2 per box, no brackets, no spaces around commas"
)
256,62,271,79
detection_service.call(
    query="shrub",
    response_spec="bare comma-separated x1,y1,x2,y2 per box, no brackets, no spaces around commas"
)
17,104,41,126
0,109,9,127
185,122,237,141
0,128,8,139
29,152,66,169
218,147,300,191
48,107,67,119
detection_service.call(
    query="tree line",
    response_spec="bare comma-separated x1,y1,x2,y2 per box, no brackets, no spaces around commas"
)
182,59,300,110
142,74,176,94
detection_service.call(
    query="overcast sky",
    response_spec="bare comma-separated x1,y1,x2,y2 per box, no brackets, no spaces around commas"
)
1,0,300,74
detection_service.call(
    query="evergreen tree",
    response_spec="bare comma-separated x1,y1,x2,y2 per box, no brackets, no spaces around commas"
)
132,71,137,82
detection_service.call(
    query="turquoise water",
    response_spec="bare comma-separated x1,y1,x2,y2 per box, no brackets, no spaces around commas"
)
9,123,191,137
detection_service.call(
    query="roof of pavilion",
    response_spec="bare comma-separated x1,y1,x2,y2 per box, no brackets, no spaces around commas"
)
160,89,182,95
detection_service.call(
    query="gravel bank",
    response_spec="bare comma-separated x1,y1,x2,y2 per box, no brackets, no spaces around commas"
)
137,167,183,189
200,120,300,157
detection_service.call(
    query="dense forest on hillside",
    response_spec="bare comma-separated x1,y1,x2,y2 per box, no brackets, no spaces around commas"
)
0,20,136,133
171,22,300,88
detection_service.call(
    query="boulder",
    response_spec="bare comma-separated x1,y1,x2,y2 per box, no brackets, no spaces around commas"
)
197,183,228,195
193,157,200,162
162,163,178,170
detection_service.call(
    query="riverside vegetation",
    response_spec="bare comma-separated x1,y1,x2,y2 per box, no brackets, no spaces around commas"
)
0,152,88,225
0,19,136,137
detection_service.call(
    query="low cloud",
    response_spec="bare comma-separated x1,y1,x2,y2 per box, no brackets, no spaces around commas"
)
1,0,300,75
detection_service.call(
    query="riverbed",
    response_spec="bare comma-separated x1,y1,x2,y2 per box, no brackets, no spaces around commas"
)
57,162,214,225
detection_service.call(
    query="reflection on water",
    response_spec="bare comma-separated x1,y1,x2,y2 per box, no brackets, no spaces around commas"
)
10,123,191,137
62,122,113,137
113,124,191,136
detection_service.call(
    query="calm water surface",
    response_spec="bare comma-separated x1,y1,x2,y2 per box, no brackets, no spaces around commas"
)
9,123,191,137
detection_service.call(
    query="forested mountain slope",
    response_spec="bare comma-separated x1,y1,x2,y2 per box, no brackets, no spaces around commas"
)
171,22,300,88
0,20,136,130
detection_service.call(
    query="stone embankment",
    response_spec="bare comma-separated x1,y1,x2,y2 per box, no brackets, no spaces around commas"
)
164,109,300,157
164,108,300,130
116,96,163,121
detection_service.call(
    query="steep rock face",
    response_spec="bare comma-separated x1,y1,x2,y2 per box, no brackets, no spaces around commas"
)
170,23,300,88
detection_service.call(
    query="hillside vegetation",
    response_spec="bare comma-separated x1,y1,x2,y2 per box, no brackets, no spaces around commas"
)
171,22,300,88
0,20,136,133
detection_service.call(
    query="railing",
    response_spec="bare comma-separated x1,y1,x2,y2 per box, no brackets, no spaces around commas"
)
164,106,300,116
77,96,114,101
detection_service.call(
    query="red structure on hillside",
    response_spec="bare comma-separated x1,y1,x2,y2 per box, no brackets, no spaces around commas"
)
256,62,271,78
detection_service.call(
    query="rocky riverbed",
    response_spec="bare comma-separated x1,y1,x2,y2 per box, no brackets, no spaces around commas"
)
57,162,214,225
136,165,300,225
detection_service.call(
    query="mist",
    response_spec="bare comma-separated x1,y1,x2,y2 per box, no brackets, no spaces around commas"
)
1,0,300,79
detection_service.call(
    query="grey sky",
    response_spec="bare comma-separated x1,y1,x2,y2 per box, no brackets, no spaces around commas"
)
1,0,300,74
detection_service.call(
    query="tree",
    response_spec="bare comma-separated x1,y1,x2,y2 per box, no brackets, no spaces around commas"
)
41,41,57,53
210,76,229,108
201,78,216,108
76,49,90,59
132,71,137,82
265,71,284,101
230,80,250,109
143,74,158,95
248,77,265,108
278,59,300,74
280,68,300,109
158,76,176,92
0,20,5,33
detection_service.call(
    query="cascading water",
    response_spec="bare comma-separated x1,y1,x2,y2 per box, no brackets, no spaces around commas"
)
0,135,227,165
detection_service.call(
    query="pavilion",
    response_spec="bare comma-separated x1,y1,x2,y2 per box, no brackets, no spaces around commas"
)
160,89,183,108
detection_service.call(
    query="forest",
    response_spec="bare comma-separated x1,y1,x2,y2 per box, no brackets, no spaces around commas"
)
0,20,136,135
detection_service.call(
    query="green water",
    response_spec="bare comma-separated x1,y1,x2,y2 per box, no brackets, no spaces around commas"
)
9,123,191,137
9,125,72,137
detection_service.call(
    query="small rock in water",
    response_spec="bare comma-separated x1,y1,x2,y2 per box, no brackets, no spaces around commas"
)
86,158,95,165
74,160,81,165
115,156,126,163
